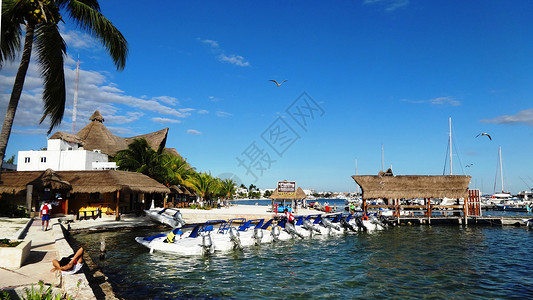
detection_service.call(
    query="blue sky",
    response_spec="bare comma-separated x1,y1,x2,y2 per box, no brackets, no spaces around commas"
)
2,0,533,194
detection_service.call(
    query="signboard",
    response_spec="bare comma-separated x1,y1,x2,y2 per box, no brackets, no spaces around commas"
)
277,181,296,197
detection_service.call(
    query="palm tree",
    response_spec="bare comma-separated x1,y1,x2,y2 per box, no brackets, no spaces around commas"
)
0,0,128,167
190,172,218,206
113,139,167,183
220,178,236,200
161,153,196,187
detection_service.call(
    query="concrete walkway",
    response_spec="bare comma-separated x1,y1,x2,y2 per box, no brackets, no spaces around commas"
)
0,218,95,299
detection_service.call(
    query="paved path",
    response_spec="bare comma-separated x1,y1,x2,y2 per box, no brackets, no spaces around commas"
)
0,219,58,289
0,219,96,299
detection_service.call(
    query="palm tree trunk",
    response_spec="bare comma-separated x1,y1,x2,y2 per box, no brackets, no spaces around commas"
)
0,24,35,171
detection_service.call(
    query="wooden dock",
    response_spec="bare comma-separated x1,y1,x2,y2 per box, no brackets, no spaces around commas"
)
395,215,528,226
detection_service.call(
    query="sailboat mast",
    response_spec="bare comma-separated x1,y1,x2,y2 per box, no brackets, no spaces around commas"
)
449,117,452,175
499,146,504,193
72,58,80,134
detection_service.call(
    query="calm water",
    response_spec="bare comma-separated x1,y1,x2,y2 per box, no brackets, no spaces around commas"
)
73,221,533,299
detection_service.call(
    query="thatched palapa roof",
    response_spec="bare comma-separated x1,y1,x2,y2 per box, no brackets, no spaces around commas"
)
29,169,72,190
269,187,307,200
50,110,169,157
352,174,471,200
0,170,169,194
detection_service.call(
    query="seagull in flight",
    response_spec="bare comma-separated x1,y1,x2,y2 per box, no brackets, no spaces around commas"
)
269,80,287,87
466,164,473,168
476,132,492,140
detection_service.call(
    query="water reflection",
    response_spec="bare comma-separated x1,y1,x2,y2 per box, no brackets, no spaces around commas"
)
73,225,533,299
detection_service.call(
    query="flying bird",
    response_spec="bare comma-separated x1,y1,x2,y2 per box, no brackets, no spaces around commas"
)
476,132,492,140
269,79,287,87
466,164,473,168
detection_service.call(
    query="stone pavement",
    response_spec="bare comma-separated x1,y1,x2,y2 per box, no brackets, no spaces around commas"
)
0,218,95,299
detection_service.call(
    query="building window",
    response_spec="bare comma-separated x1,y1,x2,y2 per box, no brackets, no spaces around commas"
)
40,157,46,163
24,157,30,163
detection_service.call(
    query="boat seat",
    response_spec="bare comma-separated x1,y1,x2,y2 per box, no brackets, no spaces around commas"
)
313,215,322,224
261,219,274,230
238,220,253,231
143,234,166,241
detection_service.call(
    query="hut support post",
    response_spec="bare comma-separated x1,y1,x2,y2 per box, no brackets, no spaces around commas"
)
115,190,120,221
26,185,33,216
396,199,400,223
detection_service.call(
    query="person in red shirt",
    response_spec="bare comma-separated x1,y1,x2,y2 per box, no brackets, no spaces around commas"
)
39,200,52,231
284,208,295,225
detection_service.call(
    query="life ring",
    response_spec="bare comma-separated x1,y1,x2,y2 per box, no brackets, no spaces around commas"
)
362,215,369,221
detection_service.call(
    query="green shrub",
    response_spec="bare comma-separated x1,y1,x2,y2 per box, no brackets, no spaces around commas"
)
0,239,22,248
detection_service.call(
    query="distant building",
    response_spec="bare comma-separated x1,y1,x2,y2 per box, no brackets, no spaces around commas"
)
1,161,17,171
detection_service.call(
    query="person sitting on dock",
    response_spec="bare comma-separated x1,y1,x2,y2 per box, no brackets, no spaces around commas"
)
50,247,84,275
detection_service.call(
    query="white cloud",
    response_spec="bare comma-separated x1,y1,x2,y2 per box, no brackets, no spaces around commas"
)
201,39,219,48
364,0,409,12
199,38,250,67
198,110,209,114
152,117,182,124
154,96,179,106
216,111,232,118
402,96,461,106
480,109,533,126
218,54,250,67
0,56,196,136
208,96,222,102
60,25,99,50
429,97,461,106
187,129,201,135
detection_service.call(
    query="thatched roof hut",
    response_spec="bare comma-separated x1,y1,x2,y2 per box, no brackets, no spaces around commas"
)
50,110,169,157
28,169,72,190
0,170,169,194
352,174,471,200
170,185,183,194
269,187,307,200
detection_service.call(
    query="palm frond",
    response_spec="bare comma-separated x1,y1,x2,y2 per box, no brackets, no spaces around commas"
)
65,0,128,70
1,0,23,68
34,23,67,134
57,0,101,11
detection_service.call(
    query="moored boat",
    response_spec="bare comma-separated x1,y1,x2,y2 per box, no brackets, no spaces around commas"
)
144,208,185,228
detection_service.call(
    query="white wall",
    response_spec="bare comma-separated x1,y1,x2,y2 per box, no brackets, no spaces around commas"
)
17,147,111,171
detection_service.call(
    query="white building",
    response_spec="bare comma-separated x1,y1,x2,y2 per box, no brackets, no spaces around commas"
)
17,138,116,171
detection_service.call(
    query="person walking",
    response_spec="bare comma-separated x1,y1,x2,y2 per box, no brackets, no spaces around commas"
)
40,200,52,231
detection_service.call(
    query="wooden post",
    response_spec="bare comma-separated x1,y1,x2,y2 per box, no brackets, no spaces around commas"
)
115,190,120,221
464,197,468,226
426,198,431,225
26,185,33,216
396,198,400,224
